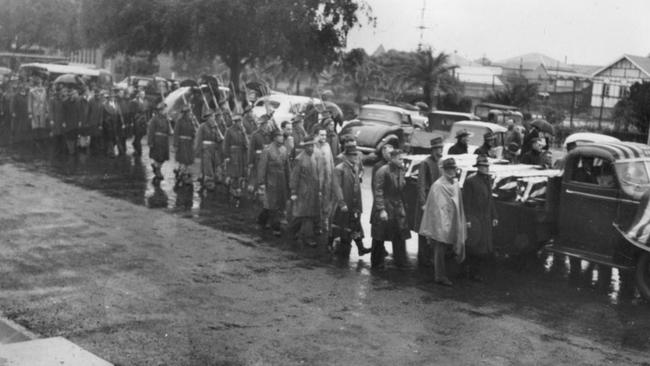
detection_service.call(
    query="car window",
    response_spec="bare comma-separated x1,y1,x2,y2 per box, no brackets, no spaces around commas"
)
359,108,401,124
570,157,616,188
615,160,650,198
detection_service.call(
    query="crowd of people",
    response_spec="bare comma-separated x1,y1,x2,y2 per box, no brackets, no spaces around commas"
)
0,73,558,287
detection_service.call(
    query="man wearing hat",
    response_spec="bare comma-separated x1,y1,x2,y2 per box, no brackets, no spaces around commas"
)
85,89,105,156
314,126,335,236
474,131,498,158
242,104,257,136
330,137,371,257
291,113,308,156
371,149,411,269
224,114,249,204
414,136,444,267
521,137,543,165
289,135,320,247
173,105,197,187
257,128,290,236
448,129,471,155
194,109,225,191
147,102,171,184
462,155,498,282
419,157,467,286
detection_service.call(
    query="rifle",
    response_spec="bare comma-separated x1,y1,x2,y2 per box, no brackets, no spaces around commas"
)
181,93,200,129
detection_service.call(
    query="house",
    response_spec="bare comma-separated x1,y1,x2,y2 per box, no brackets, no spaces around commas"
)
452,65,505,107
590,54,650,119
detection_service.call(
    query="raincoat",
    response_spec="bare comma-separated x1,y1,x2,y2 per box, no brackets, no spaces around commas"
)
248,125,271,187
258,142,289,211
224,124,249,178
332,154,364,241
85,97,104,137
147,113,171,163
463,172,498,256
371,163,411,241
315,142,334,223
414,156,441,232
290,150,320,218
419,175,466,261
174,114,196,165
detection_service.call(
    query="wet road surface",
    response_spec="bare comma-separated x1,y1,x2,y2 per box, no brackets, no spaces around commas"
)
1,140,650,357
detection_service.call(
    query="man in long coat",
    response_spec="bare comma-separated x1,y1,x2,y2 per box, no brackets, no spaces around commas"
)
463,155,498,281
147,102,171,184
48,87,65,153
85,91,105,155
371,149,411,269
224,115,249,203
257,129,290,236
314,126,335,235
414,137,443,267
370,143,394,265
289,136,320,246
194,110,224,191
28,78,48,140
248,114,272,192
173,105,197,187
331,139,371,257
242,105,257,136
419,158,467,286
474,131,498,158
10,84,30,144
131,89,149,156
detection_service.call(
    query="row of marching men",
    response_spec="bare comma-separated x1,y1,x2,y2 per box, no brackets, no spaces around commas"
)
147,101,369,256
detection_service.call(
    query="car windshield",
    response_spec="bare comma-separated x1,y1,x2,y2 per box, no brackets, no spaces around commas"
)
615,160,650,199
359,108,401,124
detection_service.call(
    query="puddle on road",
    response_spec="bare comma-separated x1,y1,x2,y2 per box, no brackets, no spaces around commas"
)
2,142,650,348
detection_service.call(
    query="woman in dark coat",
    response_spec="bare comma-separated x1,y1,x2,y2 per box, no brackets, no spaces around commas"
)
173,106,197,186
462,155,498,280
224,115,249,202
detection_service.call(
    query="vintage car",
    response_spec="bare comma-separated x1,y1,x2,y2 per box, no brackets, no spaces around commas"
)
252,94,322,130
427,110,480,134
339,104,424,154
405,141,650,300
19,62,114,90
474,102,523,124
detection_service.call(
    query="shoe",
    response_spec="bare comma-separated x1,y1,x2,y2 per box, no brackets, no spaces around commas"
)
435,278,453,287
358,247,371,256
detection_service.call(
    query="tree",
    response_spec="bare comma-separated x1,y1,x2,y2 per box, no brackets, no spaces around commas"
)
0,0,80,52
326,48,383,103
485,82,539,110
613,81,650,134
81,0,373,92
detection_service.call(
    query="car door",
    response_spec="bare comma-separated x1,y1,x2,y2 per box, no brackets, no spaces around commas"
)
558,155,619,257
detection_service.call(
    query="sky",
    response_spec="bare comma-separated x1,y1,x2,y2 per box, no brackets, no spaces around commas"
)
346,0,650,66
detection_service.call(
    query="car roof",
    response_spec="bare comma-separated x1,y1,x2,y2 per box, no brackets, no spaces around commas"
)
362,104,409,113
475,102,520,111
451,120,507,132
564,132,620,146
265,94,320,103
430,110,477,117
20,63,109,76
569,142,650,162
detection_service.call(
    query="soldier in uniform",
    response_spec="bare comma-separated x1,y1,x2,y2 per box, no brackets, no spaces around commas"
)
248,114,272,194
369,143,394,265
371,149,411,269
241,105,257,136
173,105,197,187
289,136,320,247
291,114,308,156
414,137,443,267
448,129,471,155
331,138,371,257
257,129,290,236
147,102,171,185
194,110,224,191
224,114,249,204
85,90,105,156
463,155,498,282
48,86,65,154
131,88,149,157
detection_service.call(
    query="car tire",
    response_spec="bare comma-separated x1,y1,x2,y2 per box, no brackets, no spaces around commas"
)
635,251,650,301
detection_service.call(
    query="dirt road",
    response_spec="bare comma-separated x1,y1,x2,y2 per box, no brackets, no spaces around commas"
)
0,155,648,365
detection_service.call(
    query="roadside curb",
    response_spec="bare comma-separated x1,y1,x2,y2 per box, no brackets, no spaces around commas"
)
0,314,38,344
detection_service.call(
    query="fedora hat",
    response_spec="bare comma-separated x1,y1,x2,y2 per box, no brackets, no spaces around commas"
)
442,158,457,170
430,136,444,148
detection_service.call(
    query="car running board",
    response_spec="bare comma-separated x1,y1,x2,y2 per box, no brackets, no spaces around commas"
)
543,244,635,271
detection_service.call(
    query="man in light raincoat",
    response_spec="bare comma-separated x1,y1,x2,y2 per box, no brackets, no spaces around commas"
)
419,157,467,286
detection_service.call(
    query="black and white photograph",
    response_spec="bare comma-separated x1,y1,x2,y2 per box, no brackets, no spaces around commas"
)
0,0,649,364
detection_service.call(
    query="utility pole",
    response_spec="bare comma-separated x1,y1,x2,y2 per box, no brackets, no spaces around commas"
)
569,78,577,128
417,0,428,51
598,82,607,130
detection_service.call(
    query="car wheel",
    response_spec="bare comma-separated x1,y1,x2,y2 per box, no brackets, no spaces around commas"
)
635,251,650,301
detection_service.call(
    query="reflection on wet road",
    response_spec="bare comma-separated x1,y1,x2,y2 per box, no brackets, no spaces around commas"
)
2,141,649,351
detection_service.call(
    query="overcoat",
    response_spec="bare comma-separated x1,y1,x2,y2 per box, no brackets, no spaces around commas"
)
147,114,171,163
419,175,466,261
463,172,498,255
85,97,104,137
413,156,441,232
371,163,411,241
332,155,365,241
224,124,248,178
258,142,290,211
290,150,320,218
174,114,196,165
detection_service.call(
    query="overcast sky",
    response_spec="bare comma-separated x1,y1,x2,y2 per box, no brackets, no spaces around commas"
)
346,0,650,66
